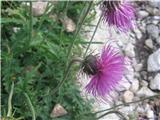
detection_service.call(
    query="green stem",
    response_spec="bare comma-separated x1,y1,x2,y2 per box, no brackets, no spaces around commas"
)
64,0,69,16
54,2,93,95
53,57,82,94
97,111,127,120
59,0,70,49
24,92,36,120
83,14,102,58
95,94,160,114
37,2,51,31
66,1,93,61
7,81,14,117
29,1,32,43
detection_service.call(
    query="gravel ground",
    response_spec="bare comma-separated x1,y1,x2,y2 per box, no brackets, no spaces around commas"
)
80,1,160,120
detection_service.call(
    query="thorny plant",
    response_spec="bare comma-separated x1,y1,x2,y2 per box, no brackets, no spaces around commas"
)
1,1,160,120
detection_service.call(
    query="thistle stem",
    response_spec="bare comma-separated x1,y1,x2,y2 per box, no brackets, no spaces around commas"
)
95,94,160,114
54,2,93,94
29,1,32,43
64,0,69,16
7,81,14,117
24,92,36,120
97,111,127,120
66,1,93,61
53,57,82,94
83,14,102,58
59,0,70,49
37,2,51,31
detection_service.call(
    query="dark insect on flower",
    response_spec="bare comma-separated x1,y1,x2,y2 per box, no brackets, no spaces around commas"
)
81,45,126,100
81,55,98,75
100,0,135,32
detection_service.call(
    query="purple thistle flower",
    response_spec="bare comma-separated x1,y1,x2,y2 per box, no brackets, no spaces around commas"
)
100,1,135,32
82,45,125,100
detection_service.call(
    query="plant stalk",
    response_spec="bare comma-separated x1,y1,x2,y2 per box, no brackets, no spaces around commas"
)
7,81,14,117
54,2,93,94
53,57,83,94
24,92,36,120
97,111,127,120
66,1,93,61
95,94,160,114
83,14,102,58
37,2,51,31
29,1,32,42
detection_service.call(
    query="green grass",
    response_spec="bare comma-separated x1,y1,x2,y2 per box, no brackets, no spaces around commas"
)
1,1,96,120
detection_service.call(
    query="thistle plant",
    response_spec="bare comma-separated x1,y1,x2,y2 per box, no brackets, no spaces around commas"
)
2,1,160,120
100,0,135,32
82,45,126,101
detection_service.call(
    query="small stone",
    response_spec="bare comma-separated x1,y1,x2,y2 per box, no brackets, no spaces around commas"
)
138,10,149,19
130,79,139,93
135,72,140,78
146,24,159,39
148,76,154,81
133,28,142,40
149,2,160,9
123,90,134,103
144,104,151,112
145,39,153,49
154,8,160,16
134,63,143,72
117,77,131,91
141,71,147,80
60,16,76,32
32,2,48,16
125,43,135,58
120,105,135,116
50,104,67,118
136,87,156,97
147,110,154,120
125,73,135,83
141,80,148,87
147,49,160,72
156,36,160,45
137,106,145,113
13,27,20,33
150,74,160,90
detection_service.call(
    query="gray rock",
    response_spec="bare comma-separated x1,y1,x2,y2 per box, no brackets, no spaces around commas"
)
133,28,142,40
120,105,135,116
117,77,131,91
150,74,160,90
147,49,160,72
149,1,160,9
60,16,76,33
50,104,67,118
156,36,160,45
141,80,148,87
136,87,156,97
123,90,134,103
134,63,143,72
141,71,147,80
146,24,159,39
32,2,48,16
147,109,154,120
153,8,160,16
130,79,139,93
125,43,135,57
138,10,149,19
13,27,20,33
145,39,153,49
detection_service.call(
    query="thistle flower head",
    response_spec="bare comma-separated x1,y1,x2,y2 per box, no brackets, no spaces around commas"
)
100,0,135,32
82,45,126,100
